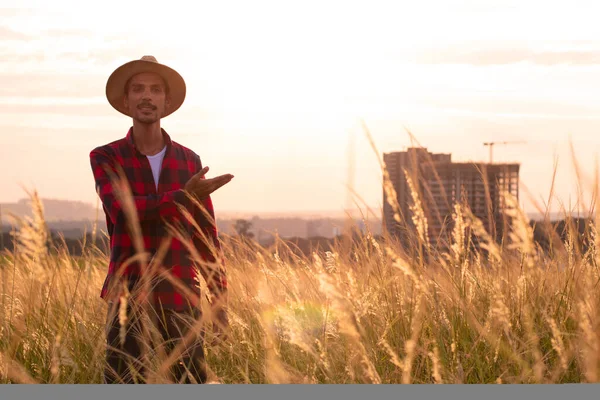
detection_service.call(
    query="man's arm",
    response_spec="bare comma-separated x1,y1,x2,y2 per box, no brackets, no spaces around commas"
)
191,183,229,344
190,155,228,307
90,147,187,224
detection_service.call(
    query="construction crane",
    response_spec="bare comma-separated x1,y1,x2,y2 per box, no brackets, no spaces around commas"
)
483,141,526,164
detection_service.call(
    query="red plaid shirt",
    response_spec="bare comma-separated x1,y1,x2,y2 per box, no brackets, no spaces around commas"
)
90,127,227,311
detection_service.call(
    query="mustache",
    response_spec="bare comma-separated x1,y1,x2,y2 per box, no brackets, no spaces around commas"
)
137,103,157,110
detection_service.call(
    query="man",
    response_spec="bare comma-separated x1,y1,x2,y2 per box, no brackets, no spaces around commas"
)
90,55,233,384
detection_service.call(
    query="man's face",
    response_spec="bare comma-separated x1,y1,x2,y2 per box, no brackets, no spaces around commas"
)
124,72,170,124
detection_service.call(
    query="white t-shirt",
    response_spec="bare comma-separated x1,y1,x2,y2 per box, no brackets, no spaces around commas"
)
146,146,167,190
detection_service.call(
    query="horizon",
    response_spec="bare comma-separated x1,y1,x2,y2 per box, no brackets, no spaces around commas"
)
3,1,600,217
0,195,589,223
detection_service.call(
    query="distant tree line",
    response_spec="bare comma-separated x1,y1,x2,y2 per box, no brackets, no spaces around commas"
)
0,218,594,259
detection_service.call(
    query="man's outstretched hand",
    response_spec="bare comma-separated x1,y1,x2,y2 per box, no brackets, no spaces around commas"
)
184,166,234,200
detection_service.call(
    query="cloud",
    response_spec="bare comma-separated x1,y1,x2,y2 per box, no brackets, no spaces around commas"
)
1,42,181,69
0,26,30,40
424,96,600,121
42,28,94,38
0,42,184,99
0,103,108,116
532,51,600,66
0,53,46,63
416,48,600,66
0,8,35,18
0,73,104,98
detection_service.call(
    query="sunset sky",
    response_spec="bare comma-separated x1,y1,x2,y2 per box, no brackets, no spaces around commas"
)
3,0,600,218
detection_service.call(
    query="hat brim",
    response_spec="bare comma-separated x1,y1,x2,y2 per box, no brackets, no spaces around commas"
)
106,59,186,118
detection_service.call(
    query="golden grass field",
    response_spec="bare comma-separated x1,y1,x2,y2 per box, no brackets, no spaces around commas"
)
1,135,599,384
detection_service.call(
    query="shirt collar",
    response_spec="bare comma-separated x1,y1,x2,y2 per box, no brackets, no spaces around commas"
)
125,126,173,156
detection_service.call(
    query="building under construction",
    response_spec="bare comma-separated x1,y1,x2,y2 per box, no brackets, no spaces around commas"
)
382,147,519,248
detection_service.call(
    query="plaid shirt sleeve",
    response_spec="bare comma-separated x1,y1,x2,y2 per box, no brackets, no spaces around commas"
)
90,146,187,224
190,154,228,305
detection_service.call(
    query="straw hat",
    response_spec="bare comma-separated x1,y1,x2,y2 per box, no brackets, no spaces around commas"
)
106,55,186,118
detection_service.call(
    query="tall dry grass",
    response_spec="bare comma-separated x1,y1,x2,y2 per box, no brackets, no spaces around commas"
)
1,133,600,384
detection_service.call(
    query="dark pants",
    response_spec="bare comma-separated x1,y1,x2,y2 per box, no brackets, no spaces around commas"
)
104,303,208,384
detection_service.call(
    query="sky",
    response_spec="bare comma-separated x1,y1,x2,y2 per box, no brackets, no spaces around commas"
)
2,0,600,218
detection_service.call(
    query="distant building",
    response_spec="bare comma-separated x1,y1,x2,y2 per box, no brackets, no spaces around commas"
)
383,147,519,248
